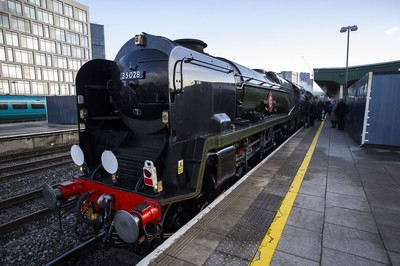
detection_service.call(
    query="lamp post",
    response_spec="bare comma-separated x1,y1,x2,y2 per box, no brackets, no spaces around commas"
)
340,25,358,94
11,81,17,95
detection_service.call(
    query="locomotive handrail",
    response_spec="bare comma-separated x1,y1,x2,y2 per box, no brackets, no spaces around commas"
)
183,57,233,74
235,73,281,88
172,60,184,93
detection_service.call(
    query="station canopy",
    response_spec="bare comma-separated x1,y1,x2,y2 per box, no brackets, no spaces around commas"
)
313,60,400,97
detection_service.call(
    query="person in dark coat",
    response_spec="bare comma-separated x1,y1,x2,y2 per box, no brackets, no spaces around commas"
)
335,99,349,130
329,99,337,128
323,100,330,119
316,99,324,121
309,99,317,127
301,97,311,128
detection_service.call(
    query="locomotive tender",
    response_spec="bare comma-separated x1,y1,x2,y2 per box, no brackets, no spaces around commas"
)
43,33,301,245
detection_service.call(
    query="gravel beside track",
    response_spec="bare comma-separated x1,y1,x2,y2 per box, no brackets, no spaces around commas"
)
0,162,143,265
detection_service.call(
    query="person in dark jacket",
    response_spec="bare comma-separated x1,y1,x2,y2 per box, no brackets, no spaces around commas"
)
316,99,324,121
335,99,349,130
301,97,311,128
329,99,337,128
309,99,317,127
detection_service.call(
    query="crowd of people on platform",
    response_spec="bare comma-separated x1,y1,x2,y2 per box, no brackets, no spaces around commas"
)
300,96,349,130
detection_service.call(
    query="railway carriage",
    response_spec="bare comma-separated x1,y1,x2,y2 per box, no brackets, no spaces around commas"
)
43,33,301,245
0,95,46,122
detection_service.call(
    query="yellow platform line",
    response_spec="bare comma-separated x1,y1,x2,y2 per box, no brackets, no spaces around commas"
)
251,120,325,266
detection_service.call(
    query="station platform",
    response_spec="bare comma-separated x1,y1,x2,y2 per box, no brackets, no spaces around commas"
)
139,119,400,266
0,121,78,155
0,121,77,139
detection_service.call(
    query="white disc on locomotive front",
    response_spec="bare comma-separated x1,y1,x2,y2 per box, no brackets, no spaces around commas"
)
70,145,84,166
101,150,118,174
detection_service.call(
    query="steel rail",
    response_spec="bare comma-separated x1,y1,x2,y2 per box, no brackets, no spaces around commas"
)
0,189,42,209
0,208,53,235
44,232,105,266
0,145,70,164
0,154,70,172
0,160,73,181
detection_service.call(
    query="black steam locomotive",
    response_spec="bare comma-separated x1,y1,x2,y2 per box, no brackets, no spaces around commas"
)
43,33,301,245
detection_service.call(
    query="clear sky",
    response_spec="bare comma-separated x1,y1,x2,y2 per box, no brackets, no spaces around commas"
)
77,0,400,74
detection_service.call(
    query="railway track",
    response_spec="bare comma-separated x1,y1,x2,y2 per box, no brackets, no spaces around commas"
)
0,189,50,235
0,145,70,164
0,188,76,235
44,232,105,265
0,156,73,181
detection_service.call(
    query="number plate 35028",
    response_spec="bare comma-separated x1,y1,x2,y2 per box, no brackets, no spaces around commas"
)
120,70,145,80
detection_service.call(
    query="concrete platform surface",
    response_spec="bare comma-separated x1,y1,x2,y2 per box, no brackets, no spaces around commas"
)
139,119,400,266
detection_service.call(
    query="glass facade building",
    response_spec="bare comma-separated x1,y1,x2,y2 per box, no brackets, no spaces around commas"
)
90,23,105,59
0,0,90,96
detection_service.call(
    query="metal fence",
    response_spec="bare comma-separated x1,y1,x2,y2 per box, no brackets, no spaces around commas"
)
46,96,78,125
346,72,400,147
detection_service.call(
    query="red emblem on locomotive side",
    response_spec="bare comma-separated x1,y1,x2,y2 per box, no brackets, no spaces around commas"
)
266,91,275,113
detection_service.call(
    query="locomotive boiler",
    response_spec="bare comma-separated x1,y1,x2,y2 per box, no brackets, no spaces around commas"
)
42,33,301,245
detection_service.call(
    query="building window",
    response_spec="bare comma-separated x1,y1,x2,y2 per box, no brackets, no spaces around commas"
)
71,20,83,34
52,0,63,14
0,30,3,44
68,58,81,70
40,39,56,53
81,35,88,47
7,0,23,16
66,31,79,45
5,31,19,46
64,70,73,82
15,49,34,64
24,4,36,20
0,80,10,94
1,63,23,78
11,16,31,33
36,67,42,80
23,65,35,79
35,52,46,66
32,81,48,94
43,68,58,81
71,46,84,58
32,22,44,36
20,34,39,50
0,12,10,28
54,55,67,68
54,14,69,29
47,54,52,66
64,4,73,17
7,47,14,61
37,9,54,24
61,43,71,56
74,8,87,22
0,47,5,61
44,24,50,38
51,27,65,41
58,70,64,81
28,0,41,7
49,83,59,95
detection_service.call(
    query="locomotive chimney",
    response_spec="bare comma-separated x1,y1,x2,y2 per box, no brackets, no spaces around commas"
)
174,39,208,53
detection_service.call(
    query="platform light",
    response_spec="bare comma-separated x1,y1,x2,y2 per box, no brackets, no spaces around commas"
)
340,25,358,93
